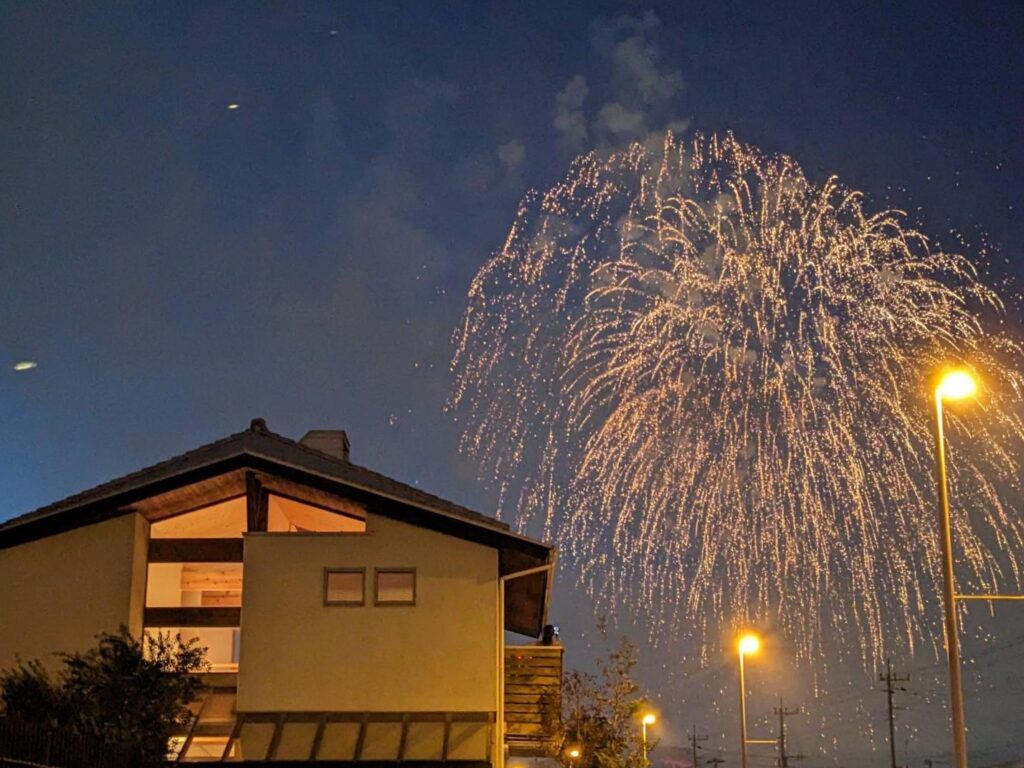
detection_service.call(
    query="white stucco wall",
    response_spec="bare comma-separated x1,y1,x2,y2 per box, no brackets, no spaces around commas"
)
237,514,499,714
0,513,149,672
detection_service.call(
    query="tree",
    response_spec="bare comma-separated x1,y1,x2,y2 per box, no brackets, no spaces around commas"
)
545,624,654,768
0,627,208,767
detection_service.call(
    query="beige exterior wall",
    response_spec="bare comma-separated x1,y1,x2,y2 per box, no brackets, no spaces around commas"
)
237,514,499,714
0,513,149,672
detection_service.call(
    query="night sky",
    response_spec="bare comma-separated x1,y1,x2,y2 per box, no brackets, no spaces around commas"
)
2,2,1023,764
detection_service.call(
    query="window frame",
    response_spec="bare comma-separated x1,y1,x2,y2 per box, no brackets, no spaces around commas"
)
323,568,366,606
373,567,417,607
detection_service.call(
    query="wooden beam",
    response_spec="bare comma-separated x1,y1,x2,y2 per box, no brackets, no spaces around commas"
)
398,713,411,762
246,471,268,532
442,713,452,765
222,713,245,762
176,691,209,761
353,713,369,761
265,713,287,760
148,538,243,563
309,713,328,761
144,607,241,627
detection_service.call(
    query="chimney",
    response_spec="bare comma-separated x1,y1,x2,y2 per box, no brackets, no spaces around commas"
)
299,429,351,462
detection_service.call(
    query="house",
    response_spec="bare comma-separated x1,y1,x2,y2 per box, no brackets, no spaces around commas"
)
0,419,561,765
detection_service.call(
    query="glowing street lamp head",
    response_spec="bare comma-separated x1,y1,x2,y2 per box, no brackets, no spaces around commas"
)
738,633,761,656
567,747,581,760
642,713,657,726
937,370,977,401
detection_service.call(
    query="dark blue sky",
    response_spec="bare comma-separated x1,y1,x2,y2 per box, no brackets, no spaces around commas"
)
2,1,1022,762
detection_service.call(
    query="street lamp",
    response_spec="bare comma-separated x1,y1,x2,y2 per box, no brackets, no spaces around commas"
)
566,745,581,768
736,633,761,768
933,369,976,768
641,713,656,766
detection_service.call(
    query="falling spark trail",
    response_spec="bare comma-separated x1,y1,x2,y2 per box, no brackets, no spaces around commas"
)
451,132,1024,665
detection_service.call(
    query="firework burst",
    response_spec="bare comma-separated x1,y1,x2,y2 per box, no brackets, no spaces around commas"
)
452,132,1024,664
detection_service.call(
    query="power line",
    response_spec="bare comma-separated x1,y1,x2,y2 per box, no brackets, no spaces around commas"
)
879,658,911,768
689,725,709,768
773,696,802,768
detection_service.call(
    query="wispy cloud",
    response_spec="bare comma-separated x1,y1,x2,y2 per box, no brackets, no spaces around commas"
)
554,75,590,149
554,11,686,150
497,139,526,172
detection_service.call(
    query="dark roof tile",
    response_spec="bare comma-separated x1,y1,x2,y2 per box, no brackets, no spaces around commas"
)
0,421,540,550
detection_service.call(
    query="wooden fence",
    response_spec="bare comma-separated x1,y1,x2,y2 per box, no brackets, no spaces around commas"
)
0,718,130,768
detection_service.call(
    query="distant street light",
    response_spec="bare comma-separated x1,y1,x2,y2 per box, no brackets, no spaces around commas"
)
641,713,656,766
933,369,976,768
736,633,761,768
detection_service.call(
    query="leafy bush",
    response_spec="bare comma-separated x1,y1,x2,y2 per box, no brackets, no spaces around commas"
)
0,627,208,767
545,622,654,768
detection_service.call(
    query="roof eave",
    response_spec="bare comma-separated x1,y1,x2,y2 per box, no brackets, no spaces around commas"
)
0,433,551,558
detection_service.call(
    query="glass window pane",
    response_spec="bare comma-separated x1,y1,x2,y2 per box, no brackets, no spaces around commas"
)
195,691,236,726
182,735,232,761
361,722,403,760
167,735,187,761
267,494,366,533
376,570,415,604
150,497,247,538
232,721,276,761
404,722,445,760
447,722,490,760
325,570,364,605
316,722,360,760
276,721,319,759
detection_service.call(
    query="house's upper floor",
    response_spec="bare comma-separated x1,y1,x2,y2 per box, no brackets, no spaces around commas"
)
0,419,559,765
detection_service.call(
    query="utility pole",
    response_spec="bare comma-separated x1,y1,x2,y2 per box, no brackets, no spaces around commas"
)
879,658,911,768
773,696,801,768
689,725,708,768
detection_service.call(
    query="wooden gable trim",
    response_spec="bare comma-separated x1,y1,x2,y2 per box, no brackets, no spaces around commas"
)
0,452,551,563
246,471,268,532
240,457,549,560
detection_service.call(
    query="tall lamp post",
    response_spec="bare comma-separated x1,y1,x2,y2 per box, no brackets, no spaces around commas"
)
641,713,656,766
933,369,976,768
736,633,761,768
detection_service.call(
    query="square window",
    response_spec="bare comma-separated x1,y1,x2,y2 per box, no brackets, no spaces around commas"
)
325,569,365,605
375,569,415,605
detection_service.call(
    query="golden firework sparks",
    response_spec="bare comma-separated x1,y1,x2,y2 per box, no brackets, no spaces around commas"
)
452,131,1024,665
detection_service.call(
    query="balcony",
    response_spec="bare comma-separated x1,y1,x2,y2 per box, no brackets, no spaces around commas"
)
504,644,562,757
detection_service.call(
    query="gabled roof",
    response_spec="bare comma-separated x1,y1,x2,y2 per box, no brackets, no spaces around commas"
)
0,419,550,561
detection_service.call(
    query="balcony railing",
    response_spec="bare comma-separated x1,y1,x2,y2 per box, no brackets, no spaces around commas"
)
504,644,562,756
171,693,495,764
